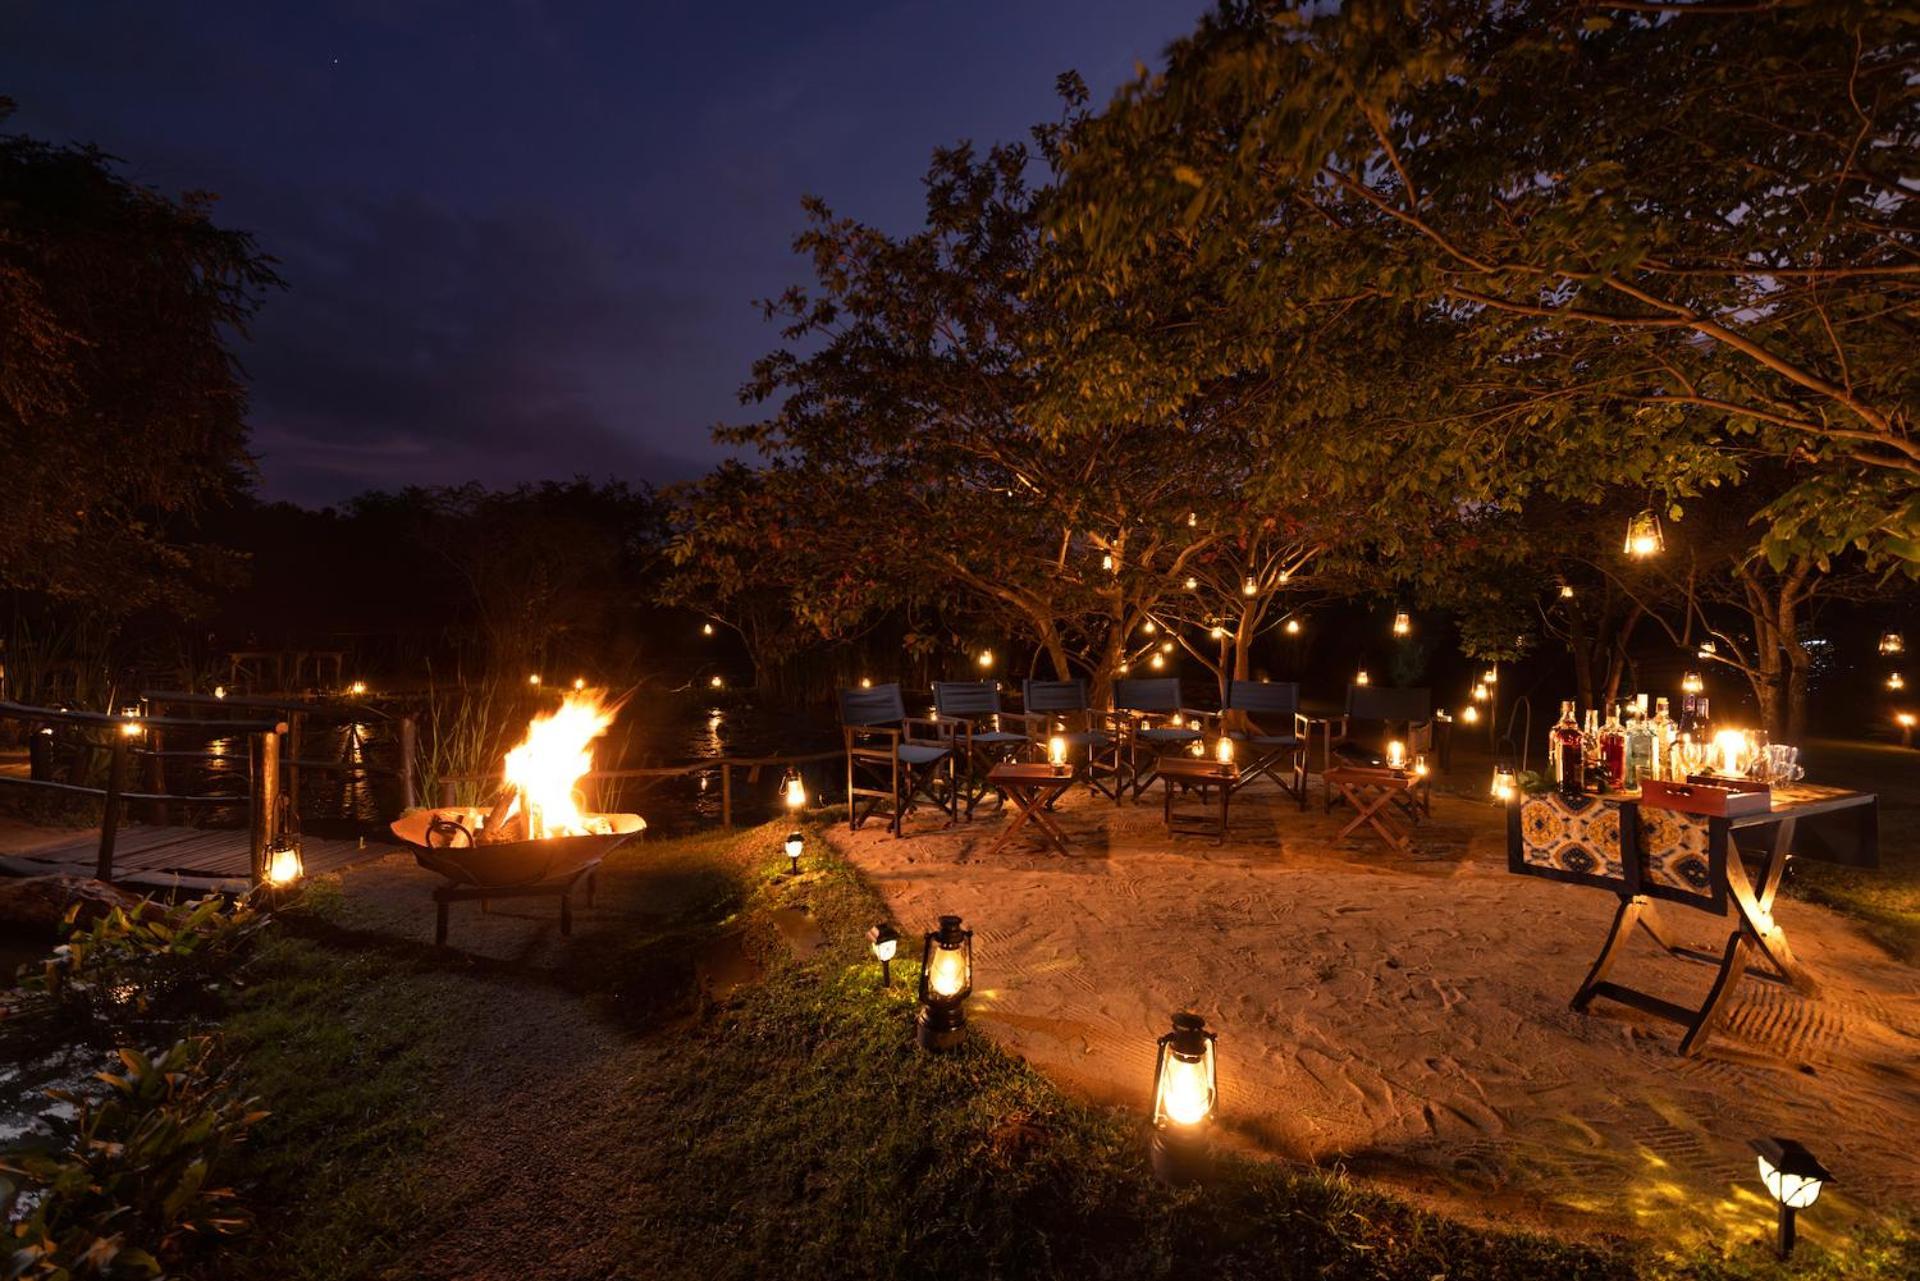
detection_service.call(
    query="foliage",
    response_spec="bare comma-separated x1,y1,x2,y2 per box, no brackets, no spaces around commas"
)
0,1037,264,1279
0,98,278,614
1047,0,1920,568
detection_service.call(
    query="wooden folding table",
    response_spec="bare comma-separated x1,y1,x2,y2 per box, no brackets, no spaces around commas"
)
980,762,1077,858
1323,765,1421,853
1157,756,1237,844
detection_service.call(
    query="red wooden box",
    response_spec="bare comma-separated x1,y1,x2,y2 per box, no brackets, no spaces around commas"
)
1640,778,1772,818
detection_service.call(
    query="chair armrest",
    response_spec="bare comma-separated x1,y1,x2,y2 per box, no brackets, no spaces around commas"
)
844,725,902,748
1001,711,1050,736
904,716,957,745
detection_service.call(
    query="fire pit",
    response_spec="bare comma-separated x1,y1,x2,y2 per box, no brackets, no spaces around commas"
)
390,690,645,945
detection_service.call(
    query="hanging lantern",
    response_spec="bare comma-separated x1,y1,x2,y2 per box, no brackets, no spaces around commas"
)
1682,671,1704,694
1142,620,1157,635
119,713,143,738
916,915,973,1051
1624,508,1665,558
977,649,995,670
1750,1137,1831,1258
1392,611,1411,637
1462,704,1481,725
784,830,804,875
264,835,304,889
1150,1011,1218,1185
1284,617,1301,636
1355,669,1370,686
702,622,715,636
1471,683,1489,703
781,767,807,811
1277,569,1292,585
1879,631,1905,656
528,674,542,687
1209,624,1227,640
1161,640,1175,654
213,685,228,700
1048,735,1068,770
1184,576,1199,590
1101,552,1115,572
1491,766,1516,803
859,677,873,689
1186,511,1198,527
1559,584,1576,599
867,922,899,988
1149,653,1166,670
709,674,725,689
1241,576,1258,597
1888,672,1906,691
1482,667,1498,685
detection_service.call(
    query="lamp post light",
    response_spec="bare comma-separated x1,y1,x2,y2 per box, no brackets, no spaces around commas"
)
1150,1011,1218,1185
783,830,804,876
1750,1137,1831,1258
916,915,973,1051
867,922,899,988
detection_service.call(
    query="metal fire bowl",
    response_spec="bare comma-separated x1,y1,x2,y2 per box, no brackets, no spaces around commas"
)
390,807,645,889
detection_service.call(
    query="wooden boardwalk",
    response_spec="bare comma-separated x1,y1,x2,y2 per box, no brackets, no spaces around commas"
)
0,825,394,894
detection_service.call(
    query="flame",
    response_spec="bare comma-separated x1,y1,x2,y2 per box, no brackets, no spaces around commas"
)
503,690,615,839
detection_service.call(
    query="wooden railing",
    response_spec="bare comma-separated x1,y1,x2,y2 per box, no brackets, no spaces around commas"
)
435,749,845,831
0,700,285,883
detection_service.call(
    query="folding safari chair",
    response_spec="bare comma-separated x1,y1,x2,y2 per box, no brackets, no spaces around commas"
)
932,680,1031,818
839,683,958,838
1328,684,1433,818
1111,677,1206,798
1020,679,1124,801
1222,679,1306,808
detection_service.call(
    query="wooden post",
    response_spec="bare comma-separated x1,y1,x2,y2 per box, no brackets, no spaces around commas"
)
286,711,304,826
145,723,168,825
721,762,733,831
399,715,419,810
96,735,129,883
250,729,280,887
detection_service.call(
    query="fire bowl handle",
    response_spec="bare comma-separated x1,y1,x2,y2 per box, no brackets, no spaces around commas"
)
426,816,475,849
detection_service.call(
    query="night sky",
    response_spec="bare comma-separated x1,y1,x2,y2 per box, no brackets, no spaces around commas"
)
3,1,1203,505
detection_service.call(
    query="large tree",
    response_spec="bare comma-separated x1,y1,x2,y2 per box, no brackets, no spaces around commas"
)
0,99,281,611
1049,0,1920,568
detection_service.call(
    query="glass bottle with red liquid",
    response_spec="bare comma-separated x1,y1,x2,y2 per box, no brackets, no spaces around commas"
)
1553,701,1585,798
1600,705,1628,791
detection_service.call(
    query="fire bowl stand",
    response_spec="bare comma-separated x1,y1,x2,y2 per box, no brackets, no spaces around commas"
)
433,866,599,946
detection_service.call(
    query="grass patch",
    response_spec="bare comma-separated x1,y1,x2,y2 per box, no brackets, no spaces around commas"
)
200,823,1916,1281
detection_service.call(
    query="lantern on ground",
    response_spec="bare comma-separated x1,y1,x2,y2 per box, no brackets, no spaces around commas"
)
1355,669,1370,686
916,915,973,1051
1624,509,1665,558
867,922,899,988
784,830,804,875
1284,617,1301,636
348,680,367,697
1682,671,1704,695
781,767,807,811
1878,631,1904,656
1750,1137,1830,1258
1392,612,1411,637
1150,1011,1218,1185
1491,766,1516,803
1048,735,1068,770
264,835,304,889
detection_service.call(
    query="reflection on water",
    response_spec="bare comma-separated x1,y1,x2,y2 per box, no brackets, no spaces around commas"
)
148,694,841,836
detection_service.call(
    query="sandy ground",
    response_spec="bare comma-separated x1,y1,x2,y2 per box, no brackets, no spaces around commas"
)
828,779,1920,1247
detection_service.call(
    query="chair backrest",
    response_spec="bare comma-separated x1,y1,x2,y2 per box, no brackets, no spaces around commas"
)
1224,679,1299,718
933,681,1002,718
1022,679,1090,714
839,683,907,727
1346,684,1431,724
1111,678,1181,714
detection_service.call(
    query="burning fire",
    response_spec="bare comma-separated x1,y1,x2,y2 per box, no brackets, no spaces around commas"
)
499,690,616,840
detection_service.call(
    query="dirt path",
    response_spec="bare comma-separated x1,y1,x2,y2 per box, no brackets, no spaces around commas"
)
829,785,1920,1248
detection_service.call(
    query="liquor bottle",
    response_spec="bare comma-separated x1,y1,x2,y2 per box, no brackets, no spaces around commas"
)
1625,704,1654,788
1582,708,1603,789
1694,697,1712,744
1649,697,1676,781
1601,705,1627,791
1553,701,1585,798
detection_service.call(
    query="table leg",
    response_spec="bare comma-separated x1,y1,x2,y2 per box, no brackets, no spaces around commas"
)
1678,931,1752,1056
981,791,1037,860
1216,781,1228,845
1727,819,1815,993
1028,792,1074,856
1573,894,1644,1012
